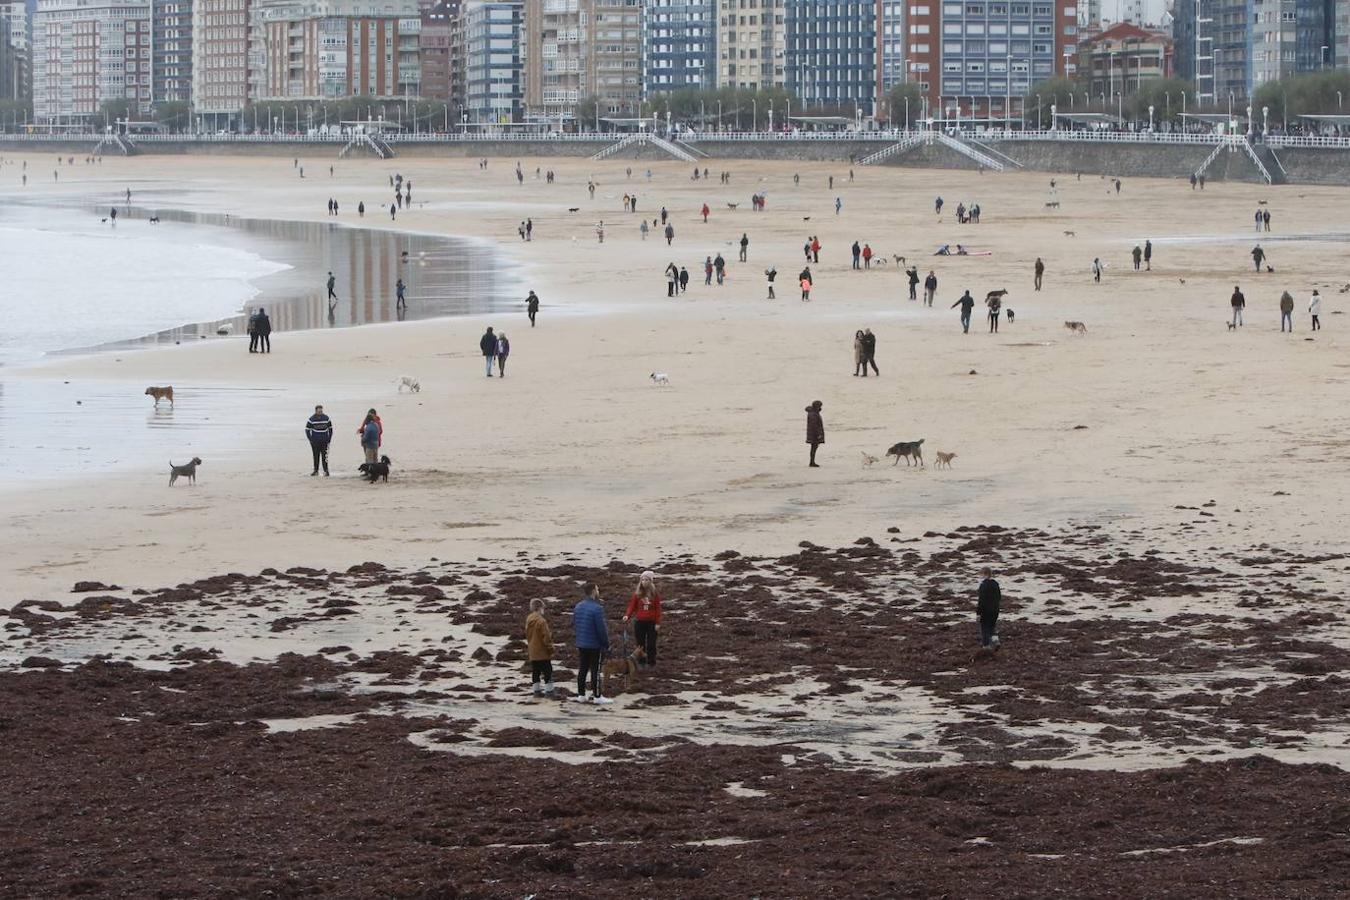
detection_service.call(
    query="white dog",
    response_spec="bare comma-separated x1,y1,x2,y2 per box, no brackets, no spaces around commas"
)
396,375,421,393
650,372,671,386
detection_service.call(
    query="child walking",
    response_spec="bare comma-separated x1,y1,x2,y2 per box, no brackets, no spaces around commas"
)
525,598,555,696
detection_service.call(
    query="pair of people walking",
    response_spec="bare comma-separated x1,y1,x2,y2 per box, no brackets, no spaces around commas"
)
852,329,879,377
247,308,272,353
480,327,510,377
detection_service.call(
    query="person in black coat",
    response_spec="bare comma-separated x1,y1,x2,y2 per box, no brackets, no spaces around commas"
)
805,400,824,467
305,404,332,476
861,329,878,376
977,568,1001,648
480,327,498,377
255,308,272,353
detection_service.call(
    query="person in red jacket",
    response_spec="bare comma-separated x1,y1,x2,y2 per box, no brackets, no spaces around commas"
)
701,203,710,223
623,570,663,668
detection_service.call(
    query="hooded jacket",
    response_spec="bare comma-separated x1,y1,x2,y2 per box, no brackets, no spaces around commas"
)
525,611,554,661
479,330,497,356
1280,292,1295,314
977,577,1002,623
806,405,824,444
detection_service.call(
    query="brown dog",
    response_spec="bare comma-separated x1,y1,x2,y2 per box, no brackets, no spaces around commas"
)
1064,321,1088,334
935,451,957,469
145,386,174,407
603,647,646,680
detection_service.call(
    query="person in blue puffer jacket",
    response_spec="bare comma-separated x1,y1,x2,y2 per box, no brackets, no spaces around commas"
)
572,583,611,705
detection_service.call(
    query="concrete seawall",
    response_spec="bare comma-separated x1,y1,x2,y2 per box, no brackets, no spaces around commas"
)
3,135,1350,185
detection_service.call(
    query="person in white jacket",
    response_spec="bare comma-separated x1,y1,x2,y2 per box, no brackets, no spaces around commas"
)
1310,290,1322,331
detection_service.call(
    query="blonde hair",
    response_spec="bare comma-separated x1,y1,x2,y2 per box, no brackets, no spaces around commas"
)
529,598,544,612
637,571,657,599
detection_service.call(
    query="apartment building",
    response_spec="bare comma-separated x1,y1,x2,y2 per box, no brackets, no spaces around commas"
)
32,0,152,122
642,0,714,93
785,0,877,115
907,0,1077,120
152,0,193,104
715,0,785,90
419,0,458,100
1250,0,1330,90
247,0,422,102
524,0,586,119
1077,20,1170,97
0,0,29,102
878,1,907,97
464,0,522,122
590,0,641,114
192,0,250,119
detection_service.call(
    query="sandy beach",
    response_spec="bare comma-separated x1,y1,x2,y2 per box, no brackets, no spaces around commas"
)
3,151,1349,896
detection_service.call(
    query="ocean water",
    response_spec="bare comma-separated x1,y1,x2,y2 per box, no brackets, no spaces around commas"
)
0,206,290,366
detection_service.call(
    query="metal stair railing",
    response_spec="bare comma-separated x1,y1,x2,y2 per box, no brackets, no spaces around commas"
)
859,131,925,165
934,131,1004,170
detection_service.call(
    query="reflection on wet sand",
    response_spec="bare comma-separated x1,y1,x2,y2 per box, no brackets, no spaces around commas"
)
71,208,509,353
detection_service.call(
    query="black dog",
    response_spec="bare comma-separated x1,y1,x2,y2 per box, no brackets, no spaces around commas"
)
1006,308,1015,323
358,455,392,483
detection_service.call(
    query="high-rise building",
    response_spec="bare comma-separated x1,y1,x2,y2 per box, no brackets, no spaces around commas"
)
0,13,14,102
905,1,1076,121
419,0,459,101
642,0,715,94
152,0,193,105
1250,0,1331,91
32,0,152,123
523,0,640,125
715,0,785,90
0,0,30,103
192,0,251,123
464,0,522,122
877,1,909,100
247,0,422,102
590,0,642,115
785,0,877,115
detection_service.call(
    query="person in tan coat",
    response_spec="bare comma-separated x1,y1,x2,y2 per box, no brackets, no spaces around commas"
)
525,598,555,696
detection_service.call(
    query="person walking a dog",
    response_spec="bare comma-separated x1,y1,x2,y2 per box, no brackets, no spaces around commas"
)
572,583,612,705
1252,245,1266,272
526,290,540,326
977,567,1001,649
806,400,825,467
525,598,555,696
622,571,663,669
305,404,333,477
359,409,382,465
480,327,498,377
952,290,975,333
1231,285,1246,327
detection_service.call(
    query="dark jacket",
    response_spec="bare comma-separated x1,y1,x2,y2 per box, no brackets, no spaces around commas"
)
361,419,381,449
527,293,539,313
305,413,332,445
925,273,938,291
256,313,272,336
573,597,609,651
479,330,496,356
861,332,876,357
953,292,975,313
1231,290,1245,309
977,577,1001,623
1280,292,1295,314
806,406,824,444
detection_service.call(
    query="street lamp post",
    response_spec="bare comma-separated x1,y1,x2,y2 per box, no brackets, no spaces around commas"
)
1148,104,1154,131
1246,104,1253,137
752,98,757,132
1036,92,1042,129
1262,105,1269,135
1051,103,1057,130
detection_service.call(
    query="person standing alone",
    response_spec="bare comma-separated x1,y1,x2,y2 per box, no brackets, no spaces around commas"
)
305,404,332,476
480,327,498,377
977,567,1001,649
1279,290,1295,333
1033,257,1045,291
805,400,825,467
1310,289,1322,331
526,290,540,326
623,571,663,669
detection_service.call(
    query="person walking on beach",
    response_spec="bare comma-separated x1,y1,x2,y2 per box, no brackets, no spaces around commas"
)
679,266,689,293
907,266,920,301
572,583,611,705
305,404,332,476
701,203,710,223
666,263,678,297
1033,257,1045,291
952,290,975,333
526,218,533,240
1092,258,1103,283
358,201,365,217
805,400,825,467
640,219,649,240
935,196,943,215
623,571,663,669
1132,245,1142,271
714,253,726,285
496,332,510,376
924,270,938,306
326,272,338,305
853,330,865,377
480,327,498,377
704,256,714,286
525,598,555,696
811,236,821,264
526,290,540,327
835,197,842,216
359,409,382,464
1310,290,1322,331
1231,285,1246,327
986,294,1002,333
664,223,674,245
1263,209,1271,232
1252,245,1265,272
390,202,397,221
1279,291,1295,333
862,328,879,376
1143,240,1153,271
800,268,813,301
739,233,749,262
852,241,862,270
766,266,778,299
977,567,1001,649
395,278,406,310
255,308,272,353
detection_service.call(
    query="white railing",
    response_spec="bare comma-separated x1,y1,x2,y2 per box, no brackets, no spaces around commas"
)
1266,134,1350,149
977,129,1230,145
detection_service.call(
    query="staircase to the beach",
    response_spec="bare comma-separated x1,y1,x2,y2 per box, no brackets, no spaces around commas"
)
934,131,1005,171
93,135,136,156
1193,140,1229,180
966,136,1023,168
858,131,925,165
339,133,394,160
1248,143,1285,185
674,138,709,158
591,133,698,163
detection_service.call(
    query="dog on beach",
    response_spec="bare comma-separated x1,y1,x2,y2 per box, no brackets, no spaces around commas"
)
727,203,739,210
169,457,202,486
1064,321,1088,334
396,375,421,393
935,451,957,469
892,255,907,267
145,386,174,407
358,456,392,483
886,439,925,467
567,207,580,213
985,289,1009,302
1227,322,1237,330
148,216,160,224
650,372,671,386
603,647,646,680
1063,230,1076,237
861,451,879,468
1006,309,1015,324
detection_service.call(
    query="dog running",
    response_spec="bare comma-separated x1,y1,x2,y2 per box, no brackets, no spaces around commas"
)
396,375,421,393
650,372,671,386
145,386,174,407
1064,321,1088,334
169,457,202,486
886,439,925,467
358,455,392,483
